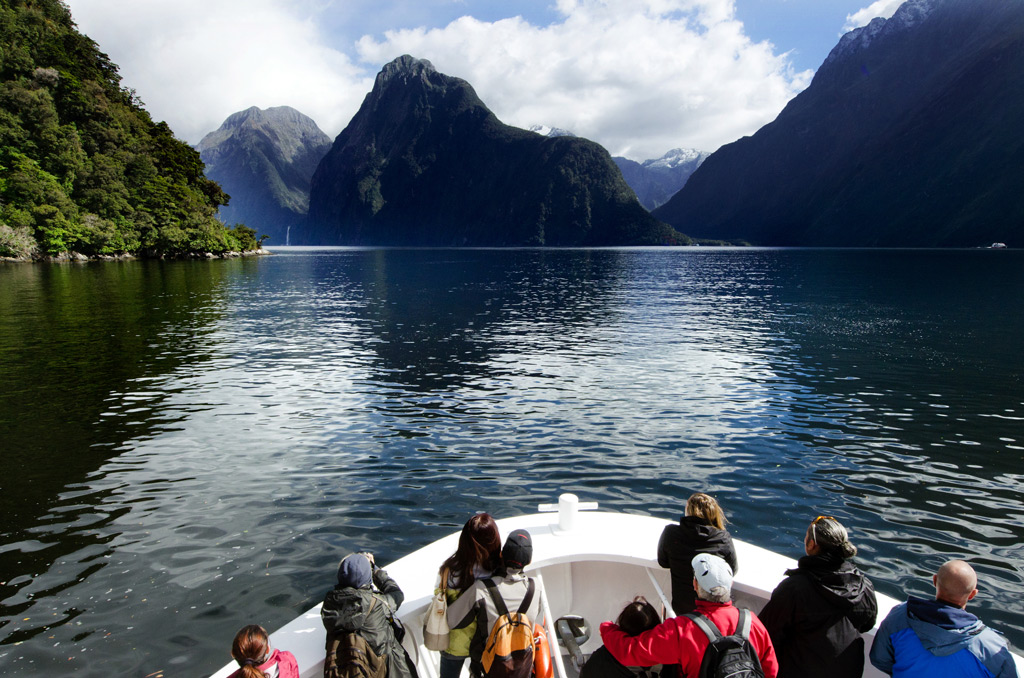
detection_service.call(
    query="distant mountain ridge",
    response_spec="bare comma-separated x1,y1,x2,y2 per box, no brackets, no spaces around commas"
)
525,126,708,212
298,56,684,246
613,149,709,211
198,106,331,245
653,0,1024,247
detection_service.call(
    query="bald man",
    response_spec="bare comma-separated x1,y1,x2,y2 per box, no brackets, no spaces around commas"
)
869,559,1018,677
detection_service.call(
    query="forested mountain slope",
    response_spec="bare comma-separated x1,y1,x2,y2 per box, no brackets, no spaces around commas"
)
0,0,257,259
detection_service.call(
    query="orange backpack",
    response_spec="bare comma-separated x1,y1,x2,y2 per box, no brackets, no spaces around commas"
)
480,578,536,678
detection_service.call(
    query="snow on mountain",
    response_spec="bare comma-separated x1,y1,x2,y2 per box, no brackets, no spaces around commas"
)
528,124,576,137
646,148,709,170
826,0,935,65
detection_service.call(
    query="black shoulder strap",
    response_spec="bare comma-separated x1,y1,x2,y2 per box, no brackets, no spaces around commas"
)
683,612,721,643
484,578,511,618
484,577,535,617
517,578,536,615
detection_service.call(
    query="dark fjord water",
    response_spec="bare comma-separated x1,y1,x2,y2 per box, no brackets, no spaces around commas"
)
1,247,1022,676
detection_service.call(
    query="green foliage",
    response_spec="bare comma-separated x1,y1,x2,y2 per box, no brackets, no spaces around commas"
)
0,0,251,258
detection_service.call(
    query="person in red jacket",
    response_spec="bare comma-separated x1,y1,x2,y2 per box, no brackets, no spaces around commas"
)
600,553,778,678
227,624,299,678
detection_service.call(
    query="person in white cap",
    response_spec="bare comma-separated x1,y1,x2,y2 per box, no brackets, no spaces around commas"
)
600,553,779,678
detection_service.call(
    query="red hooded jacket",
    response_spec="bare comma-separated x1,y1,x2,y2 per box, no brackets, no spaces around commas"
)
600,600,779,678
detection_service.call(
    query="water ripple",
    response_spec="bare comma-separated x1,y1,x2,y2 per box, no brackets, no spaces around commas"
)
1,249,1023,676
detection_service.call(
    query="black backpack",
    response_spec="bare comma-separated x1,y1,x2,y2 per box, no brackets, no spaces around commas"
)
683,609,765,678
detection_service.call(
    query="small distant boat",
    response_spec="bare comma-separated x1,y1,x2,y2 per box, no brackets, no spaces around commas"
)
988,242,1008,248
210,494,1024,678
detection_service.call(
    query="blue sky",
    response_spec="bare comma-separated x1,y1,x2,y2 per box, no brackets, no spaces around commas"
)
64,0,904,160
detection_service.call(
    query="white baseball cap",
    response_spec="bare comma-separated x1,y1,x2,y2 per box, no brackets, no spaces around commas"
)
692,553,733,591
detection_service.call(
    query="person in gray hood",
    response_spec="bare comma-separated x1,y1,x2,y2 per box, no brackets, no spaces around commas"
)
758,516,877,678
321,552,417,678
870,559,1017,678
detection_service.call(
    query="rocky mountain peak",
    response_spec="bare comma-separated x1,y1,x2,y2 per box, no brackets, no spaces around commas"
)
529,124,576,138
197,106,332,245
825,0,935,66
375,55,437,88
301,56,683,246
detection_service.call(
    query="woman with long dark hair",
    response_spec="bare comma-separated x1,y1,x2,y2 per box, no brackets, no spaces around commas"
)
759,515,877,678
436,513,502,678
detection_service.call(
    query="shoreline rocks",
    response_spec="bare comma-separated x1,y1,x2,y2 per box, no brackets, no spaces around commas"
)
0,249,271,264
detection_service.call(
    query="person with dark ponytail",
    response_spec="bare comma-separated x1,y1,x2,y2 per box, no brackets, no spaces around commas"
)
656,492,738,614
228,624,299,678
759,515,878,678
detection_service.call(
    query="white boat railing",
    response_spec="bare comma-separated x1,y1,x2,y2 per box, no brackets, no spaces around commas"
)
208,496,1024,678
645,567,676,619
535,572,571,678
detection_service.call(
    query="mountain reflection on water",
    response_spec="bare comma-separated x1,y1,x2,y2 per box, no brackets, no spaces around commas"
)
0,247,1021,677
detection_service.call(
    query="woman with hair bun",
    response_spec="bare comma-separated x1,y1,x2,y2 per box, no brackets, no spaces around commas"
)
657,492,738,614
228,624,299,678
759,515,878,678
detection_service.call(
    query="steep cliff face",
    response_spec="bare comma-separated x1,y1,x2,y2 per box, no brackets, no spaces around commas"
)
653,0,1024,247
198,106,331,245
299,56,683,246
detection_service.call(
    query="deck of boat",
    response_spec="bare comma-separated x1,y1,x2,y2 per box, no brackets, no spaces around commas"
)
210,506,1023,678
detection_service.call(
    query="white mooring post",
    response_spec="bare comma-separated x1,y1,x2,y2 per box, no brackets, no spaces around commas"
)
538,493,599,532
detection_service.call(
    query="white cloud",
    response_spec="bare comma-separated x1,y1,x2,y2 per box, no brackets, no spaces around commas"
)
64,0,373,144
63,0,811,159
843,0,904,32
355,1,812,158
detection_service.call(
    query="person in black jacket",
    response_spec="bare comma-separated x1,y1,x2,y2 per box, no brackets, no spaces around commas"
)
758,515,877,678
580,596,672,678
321,552,417,678
656,492,738,614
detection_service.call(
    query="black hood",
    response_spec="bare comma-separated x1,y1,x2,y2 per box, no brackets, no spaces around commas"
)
789,553,872,610
678,516,733,551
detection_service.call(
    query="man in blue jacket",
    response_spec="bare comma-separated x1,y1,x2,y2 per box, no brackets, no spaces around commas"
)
869,559,1018,678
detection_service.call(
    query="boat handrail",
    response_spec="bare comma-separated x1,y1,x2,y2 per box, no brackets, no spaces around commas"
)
645,567,676,619
414,633,439,678
534,572,570,678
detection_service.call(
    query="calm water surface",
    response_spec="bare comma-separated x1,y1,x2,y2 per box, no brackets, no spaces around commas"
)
1,247,1022,676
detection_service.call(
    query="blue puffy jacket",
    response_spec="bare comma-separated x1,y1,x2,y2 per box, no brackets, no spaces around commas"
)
869,597,1017,678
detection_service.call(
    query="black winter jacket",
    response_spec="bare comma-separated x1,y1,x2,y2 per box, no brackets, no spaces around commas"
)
758,553,877,678
321,566,415,678
580,647,675,678
657,516,739,614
